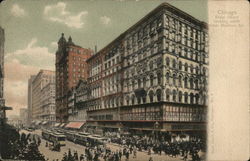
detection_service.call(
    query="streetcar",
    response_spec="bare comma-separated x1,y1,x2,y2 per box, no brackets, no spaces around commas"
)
65,130,76,142
74,132,90,146
50,132,66,146
87,135,107,146
41,130,66,146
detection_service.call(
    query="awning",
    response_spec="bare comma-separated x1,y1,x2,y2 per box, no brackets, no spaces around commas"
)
35,121,42,125
60,123,66,127
54,123,61,127
65,122,85,129
42,121,48,125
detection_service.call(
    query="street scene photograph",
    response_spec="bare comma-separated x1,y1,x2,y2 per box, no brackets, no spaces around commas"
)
0,0,208,161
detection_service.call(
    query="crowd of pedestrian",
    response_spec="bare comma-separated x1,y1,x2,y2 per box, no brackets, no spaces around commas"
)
45,130,205,161
104,131,205,161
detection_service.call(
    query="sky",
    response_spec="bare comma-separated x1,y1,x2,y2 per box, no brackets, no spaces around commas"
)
0,0,207,116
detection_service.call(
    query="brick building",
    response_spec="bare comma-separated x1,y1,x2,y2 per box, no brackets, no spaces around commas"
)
55,34,92,122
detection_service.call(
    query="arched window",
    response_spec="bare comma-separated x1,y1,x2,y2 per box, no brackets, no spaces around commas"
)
195,79,199,89
196,66,199,74
173,74,176,86
156,89,162,102
150,75,154,86
172,59,176,69
137,96,141,104
149,61,153,69
184,77,188,88
143,77,147,87
166,57,170,66
126,96,129,105
190,64,193,73
195,94,199,104
173,90,177,102
149,91,154,103
190,78,194,89
190,93,194,104
132,80,135,89
157,73,162,84
142,95,146,103
178,91,182,102
179,61,182,70
166,89,170,101
138,79,141,88
132,95,135,105
185,63,188,72
178,75,182,87
203,67,206,75
184,92,188,103
166,72,170,84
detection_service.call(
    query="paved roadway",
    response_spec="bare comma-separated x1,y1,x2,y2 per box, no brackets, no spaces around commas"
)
20,129,185,161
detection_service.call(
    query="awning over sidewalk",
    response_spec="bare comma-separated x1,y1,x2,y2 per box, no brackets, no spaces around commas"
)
60,123,66,128
65,122,85,129
42,121,48,125
54,123,61,127
35,121,42,125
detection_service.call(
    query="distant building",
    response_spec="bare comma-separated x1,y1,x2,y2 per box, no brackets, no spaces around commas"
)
27,75,36,125
40,82,56,125
31,70,55,122
19,108,28,126
55,34,92,122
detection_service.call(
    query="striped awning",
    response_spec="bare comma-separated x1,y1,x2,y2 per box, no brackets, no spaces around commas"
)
54,123,61,127
60,123,66,127
65,122,85,129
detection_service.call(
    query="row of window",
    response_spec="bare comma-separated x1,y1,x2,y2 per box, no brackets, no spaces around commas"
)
125,89,204,106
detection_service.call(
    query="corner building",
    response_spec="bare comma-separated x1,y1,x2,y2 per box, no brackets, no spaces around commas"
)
56,34,92,122
86,3,208,138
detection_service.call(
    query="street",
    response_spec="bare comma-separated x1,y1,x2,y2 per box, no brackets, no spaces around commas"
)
20,129,185,161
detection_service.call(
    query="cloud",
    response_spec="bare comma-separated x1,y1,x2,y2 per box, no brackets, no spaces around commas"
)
4,39,55,116
50,41,57,48
5,38,55,69
44,2,88,29
11,4,26,17
5,59,40,116
100,16,111,25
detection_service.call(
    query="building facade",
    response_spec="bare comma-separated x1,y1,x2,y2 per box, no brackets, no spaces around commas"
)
68,80,89,121
86,36,124,130
31,70,55,121
27,75,36,125
55,34,92,122
85,3,208,136
19,108,28,126
40,82,56,124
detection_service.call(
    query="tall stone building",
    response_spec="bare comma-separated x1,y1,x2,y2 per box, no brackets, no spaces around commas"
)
19,108,28,126
85,3,208,138
40,82,56,125
27,75,36,125
55,34,92,122
31,70,55,121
